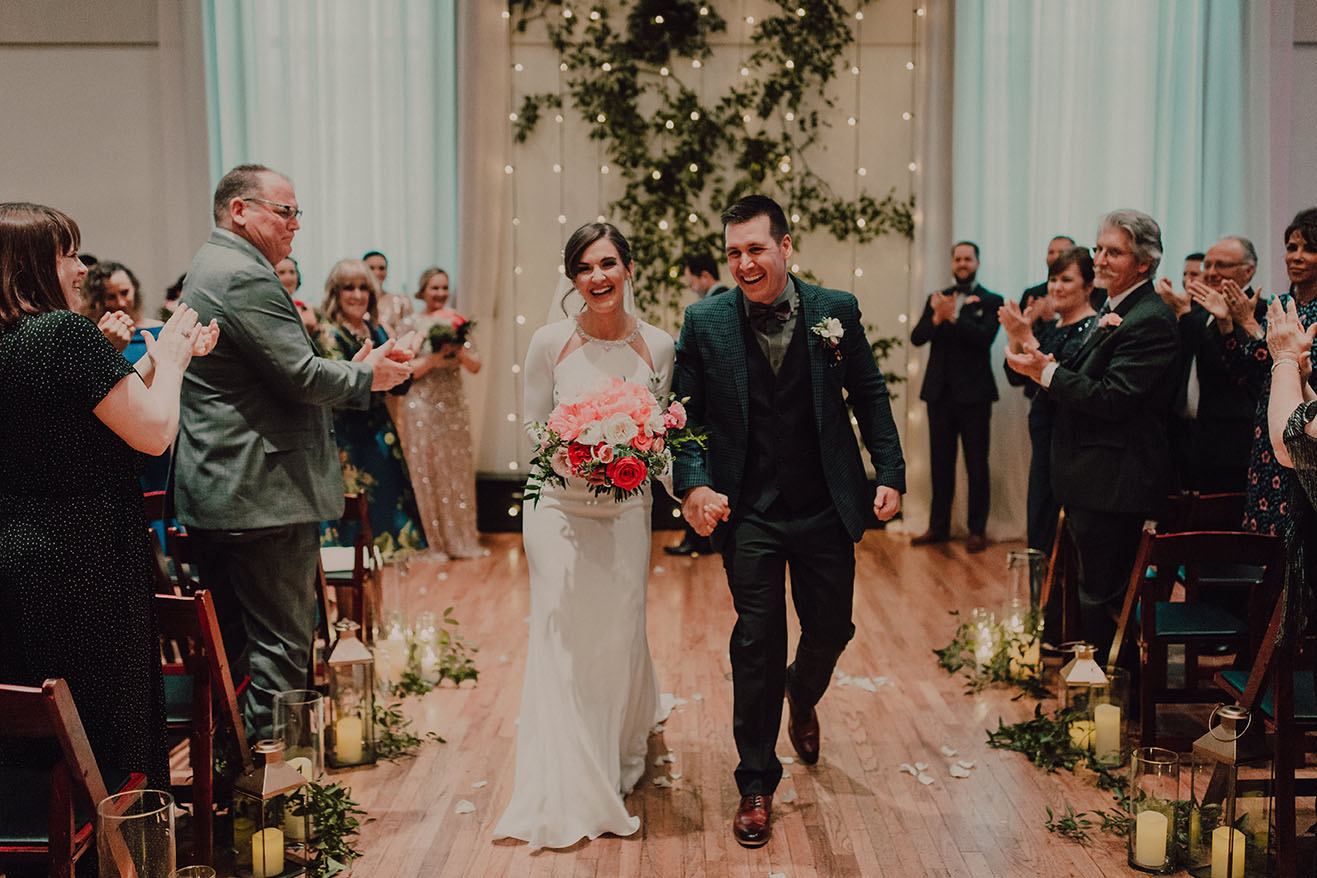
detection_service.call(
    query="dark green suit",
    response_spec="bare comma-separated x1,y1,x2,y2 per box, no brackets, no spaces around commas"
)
176,229,373,737
673,276,904,794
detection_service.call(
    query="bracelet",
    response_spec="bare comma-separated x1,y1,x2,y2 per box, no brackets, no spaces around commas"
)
1272,358,1300,374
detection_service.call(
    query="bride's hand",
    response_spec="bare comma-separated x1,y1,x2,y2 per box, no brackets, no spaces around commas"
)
682,486,730,536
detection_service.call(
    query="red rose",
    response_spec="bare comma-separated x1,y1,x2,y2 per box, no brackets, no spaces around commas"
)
567,442,593,474
607,456,648,491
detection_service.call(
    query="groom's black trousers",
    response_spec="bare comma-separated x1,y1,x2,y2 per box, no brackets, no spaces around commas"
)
717,501,856,796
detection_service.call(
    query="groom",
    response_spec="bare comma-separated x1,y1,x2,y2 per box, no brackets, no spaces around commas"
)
673,195,906,847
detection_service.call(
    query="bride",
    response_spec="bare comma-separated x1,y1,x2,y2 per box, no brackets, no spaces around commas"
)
493,222,672,848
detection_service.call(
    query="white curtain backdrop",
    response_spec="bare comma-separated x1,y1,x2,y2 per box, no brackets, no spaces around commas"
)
916,0,1260,541
202,0,458,305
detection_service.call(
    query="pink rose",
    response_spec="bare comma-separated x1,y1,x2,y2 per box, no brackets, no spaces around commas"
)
631,432,654,452
652,436,664,453
594,443,615,463
607,456,648,491
664,401,687,430
1099,312,1123,329
550,446,573,479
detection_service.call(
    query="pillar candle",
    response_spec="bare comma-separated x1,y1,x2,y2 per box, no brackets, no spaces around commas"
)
1094,703,1121,763
286,756,313,779
1134,810,1169,868
336,715,364,763
1068,719,1095,751
251,826,285,878
1211,826,1246,878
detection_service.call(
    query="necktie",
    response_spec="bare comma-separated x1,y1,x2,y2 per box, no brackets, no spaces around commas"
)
748,299,791,334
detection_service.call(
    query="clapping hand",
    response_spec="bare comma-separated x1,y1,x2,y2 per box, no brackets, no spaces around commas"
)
97,310,134,353
1266,296,1316,377
1220,279,1259,327
356,336,412,391
143,303,203,373
930,291,956,324
1154,277,1191,317
997,300,1037,353
191,319,219,356
391,330,422,360
1187,280,1229,322
1003,344,1056,384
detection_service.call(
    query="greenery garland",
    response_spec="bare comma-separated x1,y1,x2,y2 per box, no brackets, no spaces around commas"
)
509,0,916,324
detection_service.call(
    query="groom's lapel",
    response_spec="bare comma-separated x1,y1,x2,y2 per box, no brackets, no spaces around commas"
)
720,291,751,431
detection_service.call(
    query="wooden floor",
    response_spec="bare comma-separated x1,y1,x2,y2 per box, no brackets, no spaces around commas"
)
333,529,1306,877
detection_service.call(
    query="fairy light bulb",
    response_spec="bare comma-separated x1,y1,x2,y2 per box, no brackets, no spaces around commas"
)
555,114,564,123
504,164,514,175
516,315,527,325
651,169,662,180
855,11,864,20
740,66,750,76
658,219,669,230
665,120,675,129
689,111,700,120
508,461,520,470
514,63,524,71
512,217,520,226
785,59,795,70
847,116,856,126
857,218,867,228
898,314,908,324
558,215,567,224
654,15,664,23
511,363,521,374
508,112,518,121
785,111,795,121
906,61,915,70
552,163,562,173
746,16,755,24
501,10,510,19
854,268,864,278
796,7,805,16
562,7,572,18
506,413,517,422
601,165,610,174
903,111,912,121
908,161,918,172
514,266,523,275
660,66,670,76
791,213,801,223
851,65,860,75
596,113,607,122
688,213,698,223
692,59,702,68
858,167,868,176
601,62,611,72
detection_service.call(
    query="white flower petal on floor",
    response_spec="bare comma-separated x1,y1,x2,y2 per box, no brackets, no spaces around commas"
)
472,780,488,788
957,759,976,769
652,776,673,787
779,755,795,764
949,764,971,778
780,788,798,804
914,762,929,771
455,799,476,814
782,767,790,778
940,745,958,757
899,763,918,776
917,773,934,785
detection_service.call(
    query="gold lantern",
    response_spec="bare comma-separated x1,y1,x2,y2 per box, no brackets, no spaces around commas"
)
1187,705,1272,877
233,739,308,877
326,619,377,768
1058,643,1108,752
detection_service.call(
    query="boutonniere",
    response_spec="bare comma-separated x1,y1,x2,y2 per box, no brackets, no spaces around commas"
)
811,317,844,363
1098,312,1123,329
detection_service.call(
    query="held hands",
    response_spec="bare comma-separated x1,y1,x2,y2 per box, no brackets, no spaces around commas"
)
357,337,413,391
873,486,901,522
1003,345,1056,384
682,486,731,537
97,310,134,353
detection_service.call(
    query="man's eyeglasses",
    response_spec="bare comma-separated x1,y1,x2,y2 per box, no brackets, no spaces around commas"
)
245,197,303,221
1201,260,1245,271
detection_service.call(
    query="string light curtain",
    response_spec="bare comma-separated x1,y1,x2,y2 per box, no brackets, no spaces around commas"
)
202,0,459,300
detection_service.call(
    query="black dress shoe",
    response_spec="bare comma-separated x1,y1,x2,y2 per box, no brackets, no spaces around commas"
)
664,535,711,556
785,689,820,764
733,794,772,847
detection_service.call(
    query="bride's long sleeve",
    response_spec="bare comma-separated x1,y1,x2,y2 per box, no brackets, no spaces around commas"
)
522,322,565,437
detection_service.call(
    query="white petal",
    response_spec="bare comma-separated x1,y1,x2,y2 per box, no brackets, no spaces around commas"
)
940,746,958,757
915,762,929,771
652,776,673,787
692,692,704,701
780,788,798,803
957,760,976,769
471,780,488,788
779,755,795,764
454,799,476,814
917,773,934,785
949,765,971,778
899,763,917,776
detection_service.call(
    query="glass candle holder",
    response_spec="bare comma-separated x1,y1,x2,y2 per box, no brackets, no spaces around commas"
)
1129,746,1180,873
273,689,324,780
97,789,175,878
1092,668,1129,768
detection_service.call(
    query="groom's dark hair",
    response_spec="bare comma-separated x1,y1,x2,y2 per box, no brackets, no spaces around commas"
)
721,195,789,243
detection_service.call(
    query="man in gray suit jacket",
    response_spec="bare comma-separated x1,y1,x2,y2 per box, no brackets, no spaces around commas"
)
674,196,904,848
175,164,412,738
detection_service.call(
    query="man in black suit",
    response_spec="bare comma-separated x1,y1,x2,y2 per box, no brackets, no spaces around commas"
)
910,241,1003,553
666,254,732,557
1006,210,1179,657
1160,238,1262,492
674,196,904,847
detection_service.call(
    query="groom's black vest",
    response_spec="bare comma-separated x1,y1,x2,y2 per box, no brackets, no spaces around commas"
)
739,312,830,515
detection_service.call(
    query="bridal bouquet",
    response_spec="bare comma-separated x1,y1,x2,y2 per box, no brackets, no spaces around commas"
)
425,310,474,353
525,376,705,504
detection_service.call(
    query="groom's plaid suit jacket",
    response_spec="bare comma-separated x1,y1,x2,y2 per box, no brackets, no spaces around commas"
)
672,276,905,541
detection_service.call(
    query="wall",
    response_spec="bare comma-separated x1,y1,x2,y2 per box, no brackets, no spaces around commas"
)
0,0,211,312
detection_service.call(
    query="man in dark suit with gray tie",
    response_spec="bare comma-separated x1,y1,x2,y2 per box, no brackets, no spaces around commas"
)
674,195,904,848
1007,209,1179,657
175,164,413,738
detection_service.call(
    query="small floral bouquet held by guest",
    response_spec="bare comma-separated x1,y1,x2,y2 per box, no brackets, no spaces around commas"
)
425,310,475,352
525,375,705,504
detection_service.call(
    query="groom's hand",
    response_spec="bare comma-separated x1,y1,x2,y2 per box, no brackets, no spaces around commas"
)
682,486,730,537
873,486,901,521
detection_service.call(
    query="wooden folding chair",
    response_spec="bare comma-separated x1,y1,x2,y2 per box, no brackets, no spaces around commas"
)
1106,529,1284,750
164,527,200,595
1038,508,1081,645
156,590,253,865
319,492,377,633
1152,490,1246,533
0,678,147,877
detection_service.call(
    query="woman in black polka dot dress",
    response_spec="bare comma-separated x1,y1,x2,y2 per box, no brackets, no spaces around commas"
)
0,203,217,792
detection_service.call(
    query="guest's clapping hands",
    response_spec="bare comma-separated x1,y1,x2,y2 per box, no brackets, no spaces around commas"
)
1003,345,1056,384
1154,277,1191,317
997,300,1036,353
97,310,134,353
682,486,730,537
357,336,412,391
1266,296,1316,379
930,291,956,324
873,486,901,522
1187,280,1229,322
191,319,219,356
1221,279,1261,334
143,303,203,373
391,330,422,360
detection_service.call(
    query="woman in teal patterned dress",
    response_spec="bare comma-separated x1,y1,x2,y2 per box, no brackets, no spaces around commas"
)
317,259,426,559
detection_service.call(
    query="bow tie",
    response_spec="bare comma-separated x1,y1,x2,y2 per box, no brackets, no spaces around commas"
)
748,299,792,334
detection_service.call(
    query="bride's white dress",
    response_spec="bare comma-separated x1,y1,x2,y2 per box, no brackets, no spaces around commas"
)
492,317,674,849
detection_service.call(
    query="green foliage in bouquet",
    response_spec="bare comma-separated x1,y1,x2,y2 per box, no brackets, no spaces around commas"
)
425,318,474,353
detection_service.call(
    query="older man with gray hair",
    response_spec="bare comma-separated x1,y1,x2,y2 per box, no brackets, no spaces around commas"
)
1006,209,1180,658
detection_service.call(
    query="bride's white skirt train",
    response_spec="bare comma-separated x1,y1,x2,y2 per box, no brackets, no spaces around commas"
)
492,482,668,850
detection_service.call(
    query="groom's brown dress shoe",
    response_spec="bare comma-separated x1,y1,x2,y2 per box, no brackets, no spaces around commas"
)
909,528,949,546
785,689,820,764
733,795,772,848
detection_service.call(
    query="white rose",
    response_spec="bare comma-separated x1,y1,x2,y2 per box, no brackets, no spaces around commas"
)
601,411,639,445
577,420,604,445
820,317,843,341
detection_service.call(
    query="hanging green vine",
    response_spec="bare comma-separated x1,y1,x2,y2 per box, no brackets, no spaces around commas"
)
509,0,916,319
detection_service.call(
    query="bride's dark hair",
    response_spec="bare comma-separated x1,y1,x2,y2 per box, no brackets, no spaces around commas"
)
563,222,632,280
